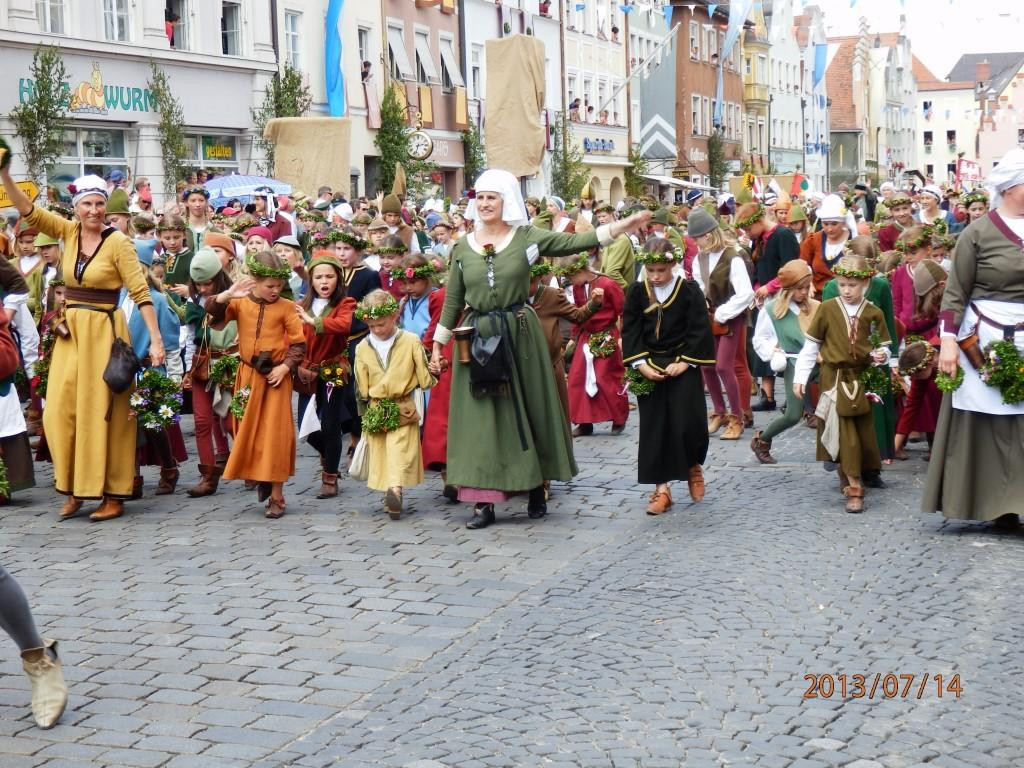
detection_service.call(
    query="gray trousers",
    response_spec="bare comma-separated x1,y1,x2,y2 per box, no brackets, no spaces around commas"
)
0,564,43,652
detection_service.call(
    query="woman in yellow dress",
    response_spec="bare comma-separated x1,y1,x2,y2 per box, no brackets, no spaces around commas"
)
0,157,165,521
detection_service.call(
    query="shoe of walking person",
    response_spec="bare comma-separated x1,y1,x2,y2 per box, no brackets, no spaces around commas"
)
21,639,68,729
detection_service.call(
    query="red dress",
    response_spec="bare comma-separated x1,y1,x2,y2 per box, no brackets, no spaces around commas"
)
566,276,629,426
379,271,406,300
421,289,452,470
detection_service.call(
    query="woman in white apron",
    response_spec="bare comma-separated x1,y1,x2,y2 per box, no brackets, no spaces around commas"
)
924,147,1024,527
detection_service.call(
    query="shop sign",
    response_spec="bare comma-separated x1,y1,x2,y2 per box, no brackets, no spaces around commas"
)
583,137,616,152
18,62,155,116
688,147,708,163
202,136,237,163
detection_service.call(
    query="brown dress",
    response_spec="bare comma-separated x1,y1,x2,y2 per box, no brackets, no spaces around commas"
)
530,283,597,420
211,296,305,484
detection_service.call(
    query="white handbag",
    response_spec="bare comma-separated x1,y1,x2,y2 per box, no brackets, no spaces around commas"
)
349,435,370,481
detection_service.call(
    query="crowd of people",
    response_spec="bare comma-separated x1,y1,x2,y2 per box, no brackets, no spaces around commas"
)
1,132,1023,729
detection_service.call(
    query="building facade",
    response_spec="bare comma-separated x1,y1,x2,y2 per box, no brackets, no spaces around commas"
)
673,1,743,188
914,56,976,186
795,4,829,193
764,0,803,176
1,0,278,202
965,53,1024,173
741,6,770,172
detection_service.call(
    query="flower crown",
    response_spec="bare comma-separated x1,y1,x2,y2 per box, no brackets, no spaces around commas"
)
899,341,936,376
245,254,291,281
832,259,875,280
530,261,554,277
961,190,988,208
635,247,683,265
181,185,209,201
374,245,406,256
894,231,931,253
311,229,344,246
558,254,590,276
923,219,948,238
735,203,766,230
338,230,369,250
355,296,400,320
391,262,436,281
887,194,912,208
931,235,956,251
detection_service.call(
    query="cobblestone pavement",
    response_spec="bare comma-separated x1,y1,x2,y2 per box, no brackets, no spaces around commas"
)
1,401,1021,768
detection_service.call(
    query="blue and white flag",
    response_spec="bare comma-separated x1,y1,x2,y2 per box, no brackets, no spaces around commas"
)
325,0,346,117
714,0,755,126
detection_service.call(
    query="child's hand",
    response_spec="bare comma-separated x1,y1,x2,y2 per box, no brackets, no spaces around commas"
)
638,363,666,382
168,284,190,298
223,277,255,301
664,361,689,377
295,305,314,325
590,287,605,305
267,363,290,387
871,348,888,364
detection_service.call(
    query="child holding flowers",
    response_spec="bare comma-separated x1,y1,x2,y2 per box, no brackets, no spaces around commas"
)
794,255,892,513
562,252,629,437
294,250,357,498
622,238,715,516
354,290,436,520
207,250,306,518
182,247,237,497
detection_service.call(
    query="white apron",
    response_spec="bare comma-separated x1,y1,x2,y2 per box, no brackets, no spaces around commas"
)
954,298,1024,415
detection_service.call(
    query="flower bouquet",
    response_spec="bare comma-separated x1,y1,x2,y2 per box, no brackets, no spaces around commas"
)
319,356,350,387
129,369,183,430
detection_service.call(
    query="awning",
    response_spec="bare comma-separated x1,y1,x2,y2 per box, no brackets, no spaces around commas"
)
413,32,440,83
439,38,465,88
642,174,718,192
387,26,415,81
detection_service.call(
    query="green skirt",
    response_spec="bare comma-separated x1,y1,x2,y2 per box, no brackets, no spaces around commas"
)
446,306,578,492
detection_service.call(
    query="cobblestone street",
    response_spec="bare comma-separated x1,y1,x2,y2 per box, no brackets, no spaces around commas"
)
1,404,1021,768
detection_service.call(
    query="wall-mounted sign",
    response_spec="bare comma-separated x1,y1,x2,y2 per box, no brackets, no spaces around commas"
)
202,135,237,162
583,137,616,153
19,62,155,116
688,147,708,163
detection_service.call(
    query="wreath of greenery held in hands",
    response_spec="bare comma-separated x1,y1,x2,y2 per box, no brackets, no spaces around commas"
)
355,296,400,321
362,398,400,433
935,366,964,393
229,386,251,421
859,324,891,398
735,203,766,230
209,353,241,391
245,254,291,281
31,330,56,398
129,369,184,430
978,340,1024,404
635,247,683,265
587,330,618,358
623,366,655,397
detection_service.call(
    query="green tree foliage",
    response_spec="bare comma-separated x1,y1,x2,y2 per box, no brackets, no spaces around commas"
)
373,85,435,199
550,112,589,202
707,130,730,191
461,122,485,189
252,64,313,175
9,45,68,185
624,143,649,198
147,61,189,199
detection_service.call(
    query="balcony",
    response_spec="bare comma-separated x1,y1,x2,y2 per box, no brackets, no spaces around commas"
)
744,82,770,106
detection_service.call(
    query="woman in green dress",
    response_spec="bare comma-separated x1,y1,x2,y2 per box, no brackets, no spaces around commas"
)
429,169,650,529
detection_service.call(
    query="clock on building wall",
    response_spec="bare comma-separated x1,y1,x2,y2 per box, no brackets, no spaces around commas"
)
408,112,433,160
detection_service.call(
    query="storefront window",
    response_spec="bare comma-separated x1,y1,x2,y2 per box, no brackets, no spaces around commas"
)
184,134,240,173
49,127,129,199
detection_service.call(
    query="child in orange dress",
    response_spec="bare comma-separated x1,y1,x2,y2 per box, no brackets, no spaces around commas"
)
207,250,306,518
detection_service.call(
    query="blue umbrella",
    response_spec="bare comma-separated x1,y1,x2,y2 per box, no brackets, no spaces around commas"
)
204,174,292,208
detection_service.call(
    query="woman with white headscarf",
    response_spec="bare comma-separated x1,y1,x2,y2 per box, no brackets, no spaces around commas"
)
429,169,650,529
924,147,1024,528
0,153,165,522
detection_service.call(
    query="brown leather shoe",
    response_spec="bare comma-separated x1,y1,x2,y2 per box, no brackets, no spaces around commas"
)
645,489,673,515
720,414,744,440
58,497,83,520
707,412,726,434
130,476,143,500
750,432,776,464
837,469,850,495
155,467,179,495
743,410,754,428
187,464,223,497
843,486,865,513
265,496,286,519
89,498,124,522
385,488,403,520
316,471,339,499
688,465,706,502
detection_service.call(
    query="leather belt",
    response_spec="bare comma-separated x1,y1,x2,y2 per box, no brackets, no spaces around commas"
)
64,286,120,305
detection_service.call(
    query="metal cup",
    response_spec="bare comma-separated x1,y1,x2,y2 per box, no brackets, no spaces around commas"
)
453,326,474,365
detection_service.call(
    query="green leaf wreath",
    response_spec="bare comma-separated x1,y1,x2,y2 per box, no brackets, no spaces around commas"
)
129,369,183,430
979,340,1024,405
210,354,241,391
362,398,400,434
935,366,964,393
0,456,9,499
31,330,56,398
229,386,251,421
623,367,655,397
587,330,618,358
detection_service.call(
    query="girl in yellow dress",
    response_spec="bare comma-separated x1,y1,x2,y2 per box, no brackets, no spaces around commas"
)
354,290,436,520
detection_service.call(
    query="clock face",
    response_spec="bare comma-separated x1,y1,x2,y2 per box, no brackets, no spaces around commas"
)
409,131,433,160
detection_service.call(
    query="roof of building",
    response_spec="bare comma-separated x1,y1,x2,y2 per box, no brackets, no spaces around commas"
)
946,52,1024,83
912,56,940,85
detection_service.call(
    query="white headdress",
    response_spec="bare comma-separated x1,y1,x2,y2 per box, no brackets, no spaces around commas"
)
70,174,108,206
987,147,1024,208
472,169,529,230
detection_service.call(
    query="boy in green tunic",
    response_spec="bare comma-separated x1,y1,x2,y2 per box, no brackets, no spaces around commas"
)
793,255,892,513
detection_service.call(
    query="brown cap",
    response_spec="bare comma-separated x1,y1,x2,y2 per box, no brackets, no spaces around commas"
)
776,259,812,289
204,232,236,254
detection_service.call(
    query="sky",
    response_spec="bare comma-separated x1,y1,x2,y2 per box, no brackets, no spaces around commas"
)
805,0,1024,79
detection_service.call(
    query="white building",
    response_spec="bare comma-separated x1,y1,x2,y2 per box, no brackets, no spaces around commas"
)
0,0,278,202
914,59,977,186
796,5,829,193
462,0,563,197
764,0,803,176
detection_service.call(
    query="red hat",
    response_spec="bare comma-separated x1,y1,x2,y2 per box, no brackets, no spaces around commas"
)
139,188,152,203
16,221,39,238
245,226,274,243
